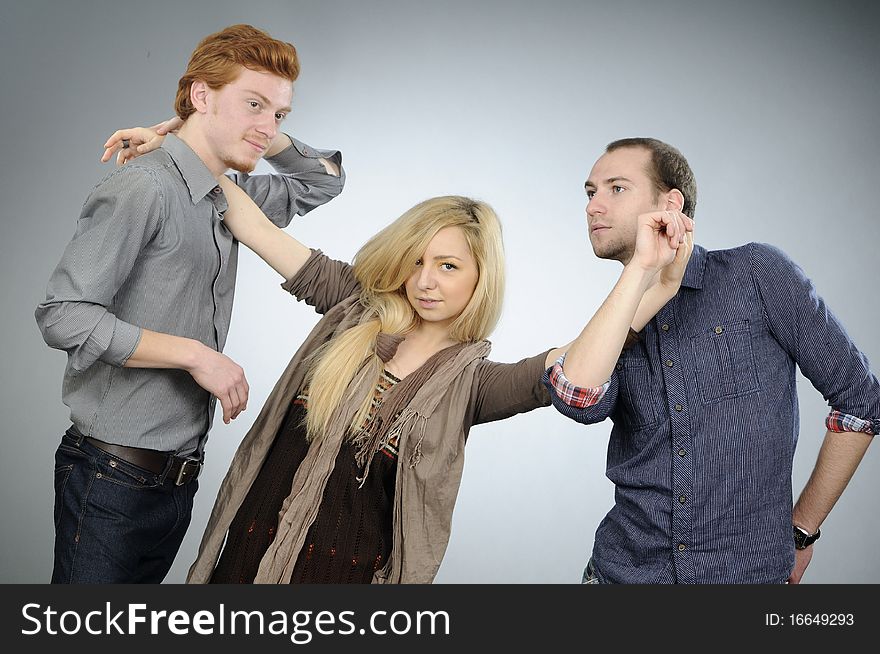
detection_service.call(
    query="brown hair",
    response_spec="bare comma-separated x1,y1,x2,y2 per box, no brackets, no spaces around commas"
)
174,24,300,120
606,137,698,218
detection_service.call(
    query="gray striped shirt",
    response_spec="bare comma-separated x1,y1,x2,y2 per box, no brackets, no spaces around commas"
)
36,134,344,455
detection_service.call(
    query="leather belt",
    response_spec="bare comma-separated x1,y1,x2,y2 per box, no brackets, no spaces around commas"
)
85,437,201,486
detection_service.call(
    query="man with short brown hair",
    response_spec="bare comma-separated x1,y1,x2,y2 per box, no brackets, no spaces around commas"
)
545,138,878,584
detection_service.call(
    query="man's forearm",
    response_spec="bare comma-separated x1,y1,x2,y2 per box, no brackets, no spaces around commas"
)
563,264,654,387
264,132,292,158
264,133,339,175
792,429,873,532
123,328,205,372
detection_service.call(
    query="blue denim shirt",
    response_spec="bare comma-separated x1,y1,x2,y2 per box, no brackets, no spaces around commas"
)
544,243,880,583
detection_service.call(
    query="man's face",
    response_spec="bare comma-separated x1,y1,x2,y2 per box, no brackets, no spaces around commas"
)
203,67,293,173
584,147,665,264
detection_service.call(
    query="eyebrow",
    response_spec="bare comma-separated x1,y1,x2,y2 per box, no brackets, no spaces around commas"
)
584,176,634,190
427,254,465,261
244,89,292,113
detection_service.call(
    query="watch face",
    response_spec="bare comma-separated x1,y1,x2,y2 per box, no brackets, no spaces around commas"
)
793,526,819,549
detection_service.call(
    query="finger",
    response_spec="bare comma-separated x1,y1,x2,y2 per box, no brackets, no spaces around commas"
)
101,144,118,163
102,129,126,149
154,116,183,135
683,215,695,232
662,211,680,247
219,394,232,424
227,386,242,421
674,212,686,245
135,139,153,153
672,211,687,245
116,146,134,166
228,372,249,420
102,128,141,150
239,378,249,415
166,116,184,132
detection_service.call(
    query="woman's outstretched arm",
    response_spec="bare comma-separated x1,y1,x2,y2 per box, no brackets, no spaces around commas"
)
218,175,312,280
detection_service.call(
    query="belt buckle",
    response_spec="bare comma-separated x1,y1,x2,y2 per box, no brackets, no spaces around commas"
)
175,459,201,486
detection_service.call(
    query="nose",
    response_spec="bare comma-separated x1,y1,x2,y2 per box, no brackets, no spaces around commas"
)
255,113,278,141
416,265,437,290
586,193,606,218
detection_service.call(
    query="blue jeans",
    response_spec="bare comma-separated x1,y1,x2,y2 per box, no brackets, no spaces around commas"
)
52,428,198,583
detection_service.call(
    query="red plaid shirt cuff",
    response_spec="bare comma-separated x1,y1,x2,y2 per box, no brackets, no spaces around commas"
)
826,411,876,435
548,355,609,408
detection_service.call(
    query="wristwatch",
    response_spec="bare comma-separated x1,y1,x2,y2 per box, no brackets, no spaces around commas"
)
793,525,821,550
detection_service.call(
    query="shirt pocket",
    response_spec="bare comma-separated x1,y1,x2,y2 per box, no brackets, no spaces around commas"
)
614,352,658,432
690,319,760,404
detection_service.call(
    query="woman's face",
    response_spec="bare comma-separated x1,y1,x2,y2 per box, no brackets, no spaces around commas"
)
404,226,479,332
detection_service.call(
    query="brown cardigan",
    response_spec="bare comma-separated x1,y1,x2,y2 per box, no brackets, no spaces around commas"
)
187,250,551,583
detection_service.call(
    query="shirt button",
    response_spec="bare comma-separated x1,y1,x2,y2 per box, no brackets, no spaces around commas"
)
212,186,222,195
679,495,687,503
678,448,687,456
678,543,686,552
665,360,674,367
616,362,623,370
714,325,724,334
661,324,670,331
674,404,683,412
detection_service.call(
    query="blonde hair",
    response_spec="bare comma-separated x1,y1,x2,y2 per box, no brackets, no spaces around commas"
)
305,196,505,439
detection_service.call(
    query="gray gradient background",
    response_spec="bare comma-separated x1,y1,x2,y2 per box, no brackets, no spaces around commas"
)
2,0,877,583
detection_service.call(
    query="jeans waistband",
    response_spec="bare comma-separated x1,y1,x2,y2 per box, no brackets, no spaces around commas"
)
66,427,200,486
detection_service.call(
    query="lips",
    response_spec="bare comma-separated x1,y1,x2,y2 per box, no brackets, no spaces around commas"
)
244,139,268,154
590,224,610,234
417,298,441,308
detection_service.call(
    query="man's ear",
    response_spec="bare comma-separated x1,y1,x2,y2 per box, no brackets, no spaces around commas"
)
190,80,210,114
665,189,685,213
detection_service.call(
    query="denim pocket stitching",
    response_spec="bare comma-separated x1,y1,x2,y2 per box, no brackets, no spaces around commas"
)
690,320,760,404
616,356,658,431
93,456,161,490
53,464,74,529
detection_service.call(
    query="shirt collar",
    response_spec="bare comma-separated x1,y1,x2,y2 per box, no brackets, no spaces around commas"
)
681,243,707,289
161,134,219,204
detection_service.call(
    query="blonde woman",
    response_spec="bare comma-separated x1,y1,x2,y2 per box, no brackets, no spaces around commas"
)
105,123,693,584
177,181,567,584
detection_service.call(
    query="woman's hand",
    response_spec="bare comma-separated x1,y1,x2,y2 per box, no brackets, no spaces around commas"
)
657,230,694,295
101,116,183,165
630,229,694,332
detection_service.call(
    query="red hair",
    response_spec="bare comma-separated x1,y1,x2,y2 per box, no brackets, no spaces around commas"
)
174,24,300,120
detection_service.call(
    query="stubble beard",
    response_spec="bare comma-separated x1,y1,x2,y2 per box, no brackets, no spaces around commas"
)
590,234,629,264
221,152,257,174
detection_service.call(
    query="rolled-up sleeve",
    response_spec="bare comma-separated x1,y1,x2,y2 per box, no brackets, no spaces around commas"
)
543,354,618,425
35,165,162,373
232,136,344,228
281,249,361,314
750,242,880,436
